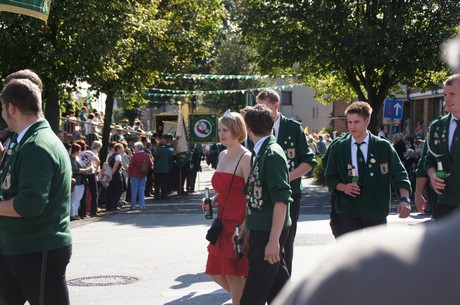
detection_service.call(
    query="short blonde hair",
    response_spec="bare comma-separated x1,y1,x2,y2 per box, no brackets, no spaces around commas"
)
219,111,247,143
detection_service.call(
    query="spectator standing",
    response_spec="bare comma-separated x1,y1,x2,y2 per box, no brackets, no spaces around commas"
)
105,143,125,211
316,135,327,155
154,140,173,200
76,140,100,218
128,142,153,211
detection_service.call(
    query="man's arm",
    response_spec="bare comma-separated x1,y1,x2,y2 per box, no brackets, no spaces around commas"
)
414,177,427,213
265,202,287,265
289,162,312,182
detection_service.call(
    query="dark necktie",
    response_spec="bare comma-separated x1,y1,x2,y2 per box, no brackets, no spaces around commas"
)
273,128,276,137
356,142,366,179
451,119,460,161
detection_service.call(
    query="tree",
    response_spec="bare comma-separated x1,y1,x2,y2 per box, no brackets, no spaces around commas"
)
234,0,460,132
0,0,224,162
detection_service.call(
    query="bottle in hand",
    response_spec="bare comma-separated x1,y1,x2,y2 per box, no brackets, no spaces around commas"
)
204,187,213,219
234,224,244,259
351,166,360,185
436,161,446,193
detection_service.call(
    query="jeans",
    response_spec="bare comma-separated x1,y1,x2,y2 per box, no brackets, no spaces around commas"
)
130,176,146,208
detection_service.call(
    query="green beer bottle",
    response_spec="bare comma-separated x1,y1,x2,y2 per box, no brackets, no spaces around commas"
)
436,161,446,193
351,166,360,185
234,224,244,259
204,187,213,219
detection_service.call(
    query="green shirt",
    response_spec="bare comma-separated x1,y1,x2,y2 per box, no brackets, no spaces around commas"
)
325,132,411,223
0,119,72,255
244,136,292,231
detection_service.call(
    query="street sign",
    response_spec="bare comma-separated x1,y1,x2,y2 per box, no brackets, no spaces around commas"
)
383,99,404,120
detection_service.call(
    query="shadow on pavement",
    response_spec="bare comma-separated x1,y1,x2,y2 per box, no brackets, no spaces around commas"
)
170,272,209,289
164,292,230,305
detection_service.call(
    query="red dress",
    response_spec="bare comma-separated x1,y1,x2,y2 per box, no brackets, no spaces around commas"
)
205,172,249,276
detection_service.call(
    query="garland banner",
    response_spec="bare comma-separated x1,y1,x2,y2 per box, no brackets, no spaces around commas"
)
145,83,305,97
189,114,218,143
0,0,51,22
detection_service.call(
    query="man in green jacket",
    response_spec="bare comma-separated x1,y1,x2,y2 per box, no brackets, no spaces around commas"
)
424,73,460,218
256,89,316,275
240,104,292,305
325,101,411,237
0,76,72,305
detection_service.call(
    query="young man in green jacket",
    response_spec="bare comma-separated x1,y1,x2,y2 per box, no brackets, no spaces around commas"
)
256,89,316,275
0,75,72,305
325,101,411,237
239,104,292,305
424,74,460,218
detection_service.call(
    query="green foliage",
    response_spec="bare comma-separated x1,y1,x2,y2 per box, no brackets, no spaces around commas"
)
234,0,460,132
313,155,326,186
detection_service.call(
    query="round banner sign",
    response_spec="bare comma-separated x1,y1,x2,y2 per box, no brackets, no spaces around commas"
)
193,119,213,139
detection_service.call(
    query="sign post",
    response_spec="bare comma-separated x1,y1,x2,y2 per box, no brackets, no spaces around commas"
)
383,99,404,140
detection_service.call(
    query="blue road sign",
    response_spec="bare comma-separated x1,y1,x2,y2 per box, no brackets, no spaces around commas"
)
383,99,404,120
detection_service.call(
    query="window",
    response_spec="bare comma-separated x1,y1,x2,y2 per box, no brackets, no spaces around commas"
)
281,91,292,105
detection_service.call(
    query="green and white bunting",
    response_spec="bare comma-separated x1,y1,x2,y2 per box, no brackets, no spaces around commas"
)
146,84,305,97
0,0,51,22
189,114,218,143
163,73,299,80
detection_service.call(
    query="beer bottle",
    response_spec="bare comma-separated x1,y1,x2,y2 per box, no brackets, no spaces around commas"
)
351,166,360,185
436,161,446,193
234,224,244,259
204,187,213,219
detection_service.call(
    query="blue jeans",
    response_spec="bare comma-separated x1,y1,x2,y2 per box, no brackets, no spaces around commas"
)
130,176,146,208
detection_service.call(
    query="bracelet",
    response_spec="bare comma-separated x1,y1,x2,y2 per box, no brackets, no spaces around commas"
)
400,196,411,204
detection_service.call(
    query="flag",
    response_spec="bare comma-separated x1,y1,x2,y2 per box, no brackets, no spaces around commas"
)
175,110,188,154
189,114,218,143
0,0,51,23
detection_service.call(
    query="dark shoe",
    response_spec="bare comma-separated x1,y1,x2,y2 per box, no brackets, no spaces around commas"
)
70,216,80,221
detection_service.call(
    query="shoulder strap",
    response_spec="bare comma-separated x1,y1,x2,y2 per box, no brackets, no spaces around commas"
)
218,152,246,219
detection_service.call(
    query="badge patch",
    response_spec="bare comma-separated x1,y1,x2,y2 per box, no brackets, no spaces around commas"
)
286,148,296,159
254,186,262,199
1,173,11,190
380,163,389,174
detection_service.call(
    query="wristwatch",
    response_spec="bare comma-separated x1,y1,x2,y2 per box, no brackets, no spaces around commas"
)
400,196,411,204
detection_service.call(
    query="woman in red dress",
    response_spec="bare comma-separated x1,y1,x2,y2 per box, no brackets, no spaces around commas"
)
204,110,252,305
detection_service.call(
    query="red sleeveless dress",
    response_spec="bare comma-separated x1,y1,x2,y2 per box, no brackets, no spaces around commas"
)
205,172,248,276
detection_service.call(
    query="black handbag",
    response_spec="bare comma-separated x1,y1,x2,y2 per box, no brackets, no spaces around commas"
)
205,152,245,245
205,218,222,244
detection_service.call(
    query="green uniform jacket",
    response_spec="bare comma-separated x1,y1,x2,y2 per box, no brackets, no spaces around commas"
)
0,119,72,255
325,133,411,223
243,136,292,231
424,114,460,206
154,145,173,173
277,114,317,194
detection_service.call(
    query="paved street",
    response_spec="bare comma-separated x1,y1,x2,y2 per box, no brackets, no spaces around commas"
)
67,162,431,305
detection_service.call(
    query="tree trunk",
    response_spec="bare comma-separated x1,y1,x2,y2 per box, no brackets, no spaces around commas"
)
367,95,384,135
44,90,60,133
99,92,115,166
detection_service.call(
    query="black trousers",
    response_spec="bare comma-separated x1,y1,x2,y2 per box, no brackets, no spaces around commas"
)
337,214,387,237
0,245,72,305
283,193,301,275
154,172,169,199
240,229,290,305
79,173,98,216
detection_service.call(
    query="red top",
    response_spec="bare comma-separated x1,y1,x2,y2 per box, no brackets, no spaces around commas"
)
128,151,152,178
